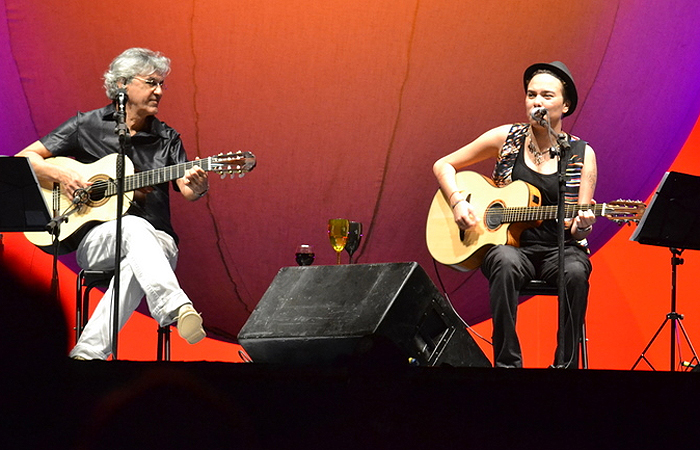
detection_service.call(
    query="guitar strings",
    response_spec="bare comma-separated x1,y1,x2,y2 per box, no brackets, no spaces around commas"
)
483,203,640,222
70,153,252,204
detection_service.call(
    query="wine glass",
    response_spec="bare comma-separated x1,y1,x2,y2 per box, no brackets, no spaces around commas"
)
345,221,363,264
327,218,349,265
295,244,315,266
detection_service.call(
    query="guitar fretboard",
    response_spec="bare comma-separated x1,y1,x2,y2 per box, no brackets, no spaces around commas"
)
491,203,607,223
104,158,215,196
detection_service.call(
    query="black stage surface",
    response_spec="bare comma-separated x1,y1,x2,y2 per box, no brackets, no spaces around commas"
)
2,264,698,449
4,360,700,450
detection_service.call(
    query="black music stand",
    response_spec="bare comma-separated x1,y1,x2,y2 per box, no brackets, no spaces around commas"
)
0,156,52,233
0,156,61,299
630,171,700,371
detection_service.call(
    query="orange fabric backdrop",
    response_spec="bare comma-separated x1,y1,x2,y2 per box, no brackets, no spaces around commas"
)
3,0,700,366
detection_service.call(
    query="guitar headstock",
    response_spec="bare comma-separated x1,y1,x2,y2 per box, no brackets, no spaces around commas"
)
604,200,646,224
211,151,257,178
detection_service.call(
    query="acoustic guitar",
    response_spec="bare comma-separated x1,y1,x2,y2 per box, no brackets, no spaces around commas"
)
426,171,645,271
24,151,256,254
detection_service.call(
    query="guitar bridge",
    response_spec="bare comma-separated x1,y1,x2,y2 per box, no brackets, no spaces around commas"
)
52,183,61,215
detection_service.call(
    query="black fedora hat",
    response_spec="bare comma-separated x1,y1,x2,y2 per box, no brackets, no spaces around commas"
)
523,61,578,117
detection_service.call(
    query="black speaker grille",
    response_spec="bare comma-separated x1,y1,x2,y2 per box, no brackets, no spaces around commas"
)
238,262,490,367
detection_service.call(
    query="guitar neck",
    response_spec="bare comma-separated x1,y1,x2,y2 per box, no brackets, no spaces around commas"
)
501,203,607,223
106,157,214,195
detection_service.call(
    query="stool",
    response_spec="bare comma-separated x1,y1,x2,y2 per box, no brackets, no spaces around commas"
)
76,269,171,361
519,279,588,369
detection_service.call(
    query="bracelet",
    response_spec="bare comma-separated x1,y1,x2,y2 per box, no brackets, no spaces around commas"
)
197,188,209,197
578,225,592,233
449,190,463,202
452,199,466,210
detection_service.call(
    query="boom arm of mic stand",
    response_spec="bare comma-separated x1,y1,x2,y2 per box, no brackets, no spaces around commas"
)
45,199,85,235
537,117,571,157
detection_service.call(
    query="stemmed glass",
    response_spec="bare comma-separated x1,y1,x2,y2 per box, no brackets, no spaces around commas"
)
345,221,363,264
327,218,349,265
295,244,315,266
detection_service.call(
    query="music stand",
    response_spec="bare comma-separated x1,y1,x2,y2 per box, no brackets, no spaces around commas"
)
0,156,62,298
0,156,52,232
630,171,700,371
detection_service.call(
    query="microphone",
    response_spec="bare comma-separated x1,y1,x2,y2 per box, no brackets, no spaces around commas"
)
72,187,90,206
46,187,91,233
116,88,129,112
115,88,128,112
115,88,128,137
530,107,548,126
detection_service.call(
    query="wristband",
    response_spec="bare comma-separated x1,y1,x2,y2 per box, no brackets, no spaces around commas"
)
197,188,209,197
452,199,465,210
578,225,592,233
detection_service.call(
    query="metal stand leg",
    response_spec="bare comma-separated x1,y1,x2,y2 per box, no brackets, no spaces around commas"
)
580,322,588,369
157,325,171,361
632,248,699,371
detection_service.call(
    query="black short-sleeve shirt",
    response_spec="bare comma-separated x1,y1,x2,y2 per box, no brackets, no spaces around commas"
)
40,104,187,243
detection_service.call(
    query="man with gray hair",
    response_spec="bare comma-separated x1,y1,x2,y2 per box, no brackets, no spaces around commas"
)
17,48,208,360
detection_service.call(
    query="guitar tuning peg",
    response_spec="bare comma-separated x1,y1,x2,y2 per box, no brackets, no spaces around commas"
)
220,173,226,180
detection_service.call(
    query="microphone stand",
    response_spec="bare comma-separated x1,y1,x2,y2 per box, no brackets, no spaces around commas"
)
113,96,129,360
538,115,572,367
45,192,89,301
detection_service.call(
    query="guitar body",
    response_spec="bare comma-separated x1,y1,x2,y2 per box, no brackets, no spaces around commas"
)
426,171,542,271
24,154,134,254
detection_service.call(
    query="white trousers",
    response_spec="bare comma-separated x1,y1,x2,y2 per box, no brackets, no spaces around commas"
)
69,216,192,360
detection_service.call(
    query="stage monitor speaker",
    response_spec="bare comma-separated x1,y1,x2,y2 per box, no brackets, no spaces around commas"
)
238,262,490,367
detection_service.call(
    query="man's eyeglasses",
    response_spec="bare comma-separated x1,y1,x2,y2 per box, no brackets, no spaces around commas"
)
132,76,166,90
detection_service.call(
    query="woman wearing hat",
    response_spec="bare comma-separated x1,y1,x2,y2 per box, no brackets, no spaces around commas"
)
433,61,597,369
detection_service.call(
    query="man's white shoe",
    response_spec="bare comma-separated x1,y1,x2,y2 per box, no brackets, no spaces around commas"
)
176,304,206,344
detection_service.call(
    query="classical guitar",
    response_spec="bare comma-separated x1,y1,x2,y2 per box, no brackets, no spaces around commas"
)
24,151,256,254
426,171,645,271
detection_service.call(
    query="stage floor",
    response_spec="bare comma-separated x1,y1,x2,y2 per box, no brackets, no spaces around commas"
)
4,360,699,450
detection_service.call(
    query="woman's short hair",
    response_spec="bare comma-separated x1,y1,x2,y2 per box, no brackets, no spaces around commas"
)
103,48,171,100
527,69,569,104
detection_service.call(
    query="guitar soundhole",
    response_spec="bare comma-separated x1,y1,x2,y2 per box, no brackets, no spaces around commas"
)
485,203,504,230
86,175,111,207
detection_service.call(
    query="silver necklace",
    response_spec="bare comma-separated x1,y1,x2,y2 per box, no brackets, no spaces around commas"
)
527,130,552,165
